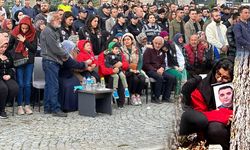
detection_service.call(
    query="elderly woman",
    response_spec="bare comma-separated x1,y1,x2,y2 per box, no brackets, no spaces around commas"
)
180,58,234,150
121,33,146,105
59,40,89,112
0,33,19,118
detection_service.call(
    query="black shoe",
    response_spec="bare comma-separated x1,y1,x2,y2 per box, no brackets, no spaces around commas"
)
5,102,13,107
44,111,52,114
0,112,8,119
151,98,162,104
52,111,67,117
162,97,171,103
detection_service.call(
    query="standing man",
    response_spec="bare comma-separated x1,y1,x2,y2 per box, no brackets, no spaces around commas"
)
105,7,118,32
22,0,36,20
34,1,50,23
169,7,185,41
233,6,250,52
41,12,67,117
12,0,23,18
184,9,201,41
206,9,229,57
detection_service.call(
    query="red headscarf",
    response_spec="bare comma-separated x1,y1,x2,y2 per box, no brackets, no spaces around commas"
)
11,16,36,57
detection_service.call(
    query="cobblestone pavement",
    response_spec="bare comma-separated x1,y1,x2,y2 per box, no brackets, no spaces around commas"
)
0,99,175,150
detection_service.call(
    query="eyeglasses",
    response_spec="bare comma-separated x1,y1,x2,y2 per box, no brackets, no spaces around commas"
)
215,70,231,82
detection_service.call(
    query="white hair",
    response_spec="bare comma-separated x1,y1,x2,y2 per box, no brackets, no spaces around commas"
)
153,36,164,44
47,11,57,23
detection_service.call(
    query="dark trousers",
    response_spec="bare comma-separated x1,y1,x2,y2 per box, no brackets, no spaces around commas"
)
105,76,125,107
126,72,146,95
42,59,62,113
0,79,19,112
146,71,176,99
180,110,230,150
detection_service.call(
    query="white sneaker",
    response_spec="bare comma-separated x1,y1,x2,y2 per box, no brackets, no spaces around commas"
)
131,95,138,106
137,95,142,105
17,106,25,115
24,105,33,115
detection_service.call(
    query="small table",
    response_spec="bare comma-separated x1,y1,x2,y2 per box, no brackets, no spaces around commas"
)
78,88,113,117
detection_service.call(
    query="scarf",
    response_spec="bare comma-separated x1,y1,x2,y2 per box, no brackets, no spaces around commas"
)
11,16,36,57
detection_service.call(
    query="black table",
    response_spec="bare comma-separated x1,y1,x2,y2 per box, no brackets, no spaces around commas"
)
78,88,113,117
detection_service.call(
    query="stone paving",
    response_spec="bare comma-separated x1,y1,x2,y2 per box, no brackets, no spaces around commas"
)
0,99,175,150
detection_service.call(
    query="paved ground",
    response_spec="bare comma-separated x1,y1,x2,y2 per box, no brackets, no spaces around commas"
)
0,99,175,150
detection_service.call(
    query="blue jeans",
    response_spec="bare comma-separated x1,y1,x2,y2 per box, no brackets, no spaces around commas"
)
42,59,61,113
16,63,34,106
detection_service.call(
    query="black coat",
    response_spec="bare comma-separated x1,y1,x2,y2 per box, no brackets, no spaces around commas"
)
7,34,37,65
78,28,103,55
226,25,236,57
0,51,15,79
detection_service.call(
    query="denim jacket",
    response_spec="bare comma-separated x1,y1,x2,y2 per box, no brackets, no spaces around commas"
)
233,20,250,51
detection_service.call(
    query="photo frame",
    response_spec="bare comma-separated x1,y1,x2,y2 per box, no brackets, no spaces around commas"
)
212,82,233,108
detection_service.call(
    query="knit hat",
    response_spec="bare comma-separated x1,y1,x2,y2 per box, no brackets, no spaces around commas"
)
108,42,120,52
136,32,147,44
115,33,123,38
61,40,76,54
160,31,169,38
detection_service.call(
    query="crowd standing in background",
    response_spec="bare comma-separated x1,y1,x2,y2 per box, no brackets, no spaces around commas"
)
0,0,249,149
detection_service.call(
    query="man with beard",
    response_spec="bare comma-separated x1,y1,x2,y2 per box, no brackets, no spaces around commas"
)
206,9,228,57
34,1,50,23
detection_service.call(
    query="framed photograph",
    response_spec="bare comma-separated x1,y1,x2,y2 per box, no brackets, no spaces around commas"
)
212,82,233,109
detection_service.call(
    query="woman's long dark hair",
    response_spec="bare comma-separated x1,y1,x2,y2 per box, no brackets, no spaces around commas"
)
85,14,100,33
61,11,74,28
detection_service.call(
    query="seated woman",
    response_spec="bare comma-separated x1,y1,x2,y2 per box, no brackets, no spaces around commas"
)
76,39,100,82
98,42,129,108
58,40,89,112
0,33,19,118
121,33,147,105
179,58,234,150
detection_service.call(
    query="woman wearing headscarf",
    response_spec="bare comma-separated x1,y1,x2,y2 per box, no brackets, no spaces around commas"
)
12,10,24,27
0,33,19,118
180,58,234,150
173,33,187,83
121,33,146,105
59,40,88,112
8,16,37,115
1,19,13,33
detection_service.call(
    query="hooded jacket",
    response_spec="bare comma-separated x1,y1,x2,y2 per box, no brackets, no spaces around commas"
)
8,16,37,64
76,40,97,66
189,58,234,125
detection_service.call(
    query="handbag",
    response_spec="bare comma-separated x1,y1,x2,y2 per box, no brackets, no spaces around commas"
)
13,57,29,67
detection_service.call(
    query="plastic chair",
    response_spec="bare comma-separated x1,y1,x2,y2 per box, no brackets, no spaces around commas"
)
32,57,45,112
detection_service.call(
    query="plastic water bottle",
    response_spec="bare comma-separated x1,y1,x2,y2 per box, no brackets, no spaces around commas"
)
86,77,91,90
100,77,105,89
91,76,96,90
82,77,87,89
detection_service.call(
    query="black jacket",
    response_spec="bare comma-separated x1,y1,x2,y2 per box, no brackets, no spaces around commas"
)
8,34,37,65
0,51,15,79
226,25,236,57
127,23,142,37
78,27,103,55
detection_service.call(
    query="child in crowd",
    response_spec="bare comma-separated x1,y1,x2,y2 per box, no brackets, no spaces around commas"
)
104,42,130,99
76,40,100,82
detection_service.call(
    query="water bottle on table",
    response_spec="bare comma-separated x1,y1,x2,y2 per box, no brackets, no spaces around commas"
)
100,77,106,89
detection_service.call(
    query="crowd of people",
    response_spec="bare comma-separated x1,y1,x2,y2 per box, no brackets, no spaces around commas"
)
0,0,249,148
